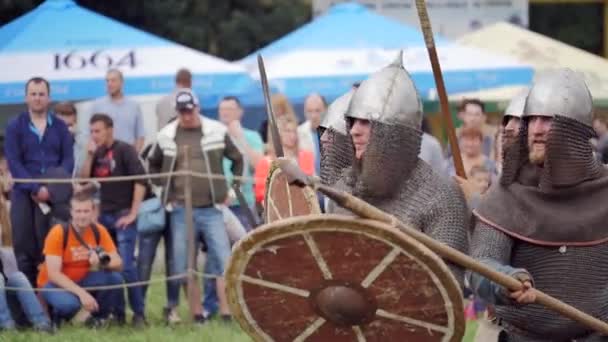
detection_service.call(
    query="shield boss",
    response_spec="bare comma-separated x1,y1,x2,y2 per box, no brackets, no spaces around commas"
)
263,161,320,223
226,215,465,342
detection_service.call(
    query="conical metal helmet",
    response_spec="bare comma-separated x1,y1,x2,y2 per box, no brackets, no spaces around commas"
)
346,51,422,129
524,68,593,127
320,89,354,135
504,88,529,119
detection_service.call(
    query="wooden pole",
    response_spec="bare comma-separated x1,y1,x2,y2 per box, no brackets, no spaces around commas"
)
415,0,466,178
182,145,201,319
317,183,608,335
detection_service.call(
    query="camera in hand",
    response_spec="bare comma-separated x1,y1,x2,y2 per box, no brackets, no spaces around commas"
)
94,247,111,267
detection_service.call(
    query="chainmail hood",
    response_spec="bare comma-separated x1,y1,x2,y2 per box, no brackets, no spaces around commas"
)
319,91,355,186
476,69,608,245
344,51,423,198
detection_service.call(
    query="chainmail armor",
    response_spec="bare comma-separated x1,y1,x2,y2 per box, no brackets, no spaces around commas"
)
501,116,602,190
319,127,353,186
470,221,608,341
332,160,470,286
345,122,422,198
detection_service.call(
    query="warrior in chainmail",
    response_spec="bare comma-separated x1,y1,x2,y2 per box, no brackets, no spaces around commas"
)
502,88,528,148
318,90,354,188
458,89,530,206
318,90,354,213
329,52,470,285
468,69,608,342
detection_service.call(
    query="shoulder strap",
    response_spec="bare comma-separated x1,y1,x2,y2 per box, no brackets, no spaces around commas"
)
91,223,100,245
62,223,70,251
62,223,100,251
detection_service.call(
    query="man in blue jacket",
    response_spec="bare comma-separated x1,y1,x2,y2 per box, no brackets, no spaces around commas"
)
4,77,74,286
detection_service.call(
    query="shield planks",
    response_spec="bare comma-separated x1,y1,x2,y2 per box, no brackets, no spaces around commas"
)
263,161,321,223
226,215,465,342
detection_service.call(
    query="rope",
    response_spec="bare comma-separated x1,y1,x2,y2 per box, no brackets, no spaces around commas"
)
2,269,219,292
9,170,256,184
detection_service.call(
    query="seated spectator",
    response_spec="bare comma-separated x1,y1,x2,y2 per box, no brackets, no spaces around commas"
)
37,191,124,328
255,118,315,206
446,126,497,178
0,222,51,332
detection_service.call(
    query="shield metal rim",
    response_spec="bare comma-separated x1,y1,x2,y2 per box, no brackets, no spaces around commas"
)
263,160,321,223
226,214,465,342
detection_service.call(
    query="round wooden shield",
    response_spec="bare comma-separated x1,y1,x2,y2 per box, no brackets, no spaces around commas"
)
226,214,465,342
263,161,321,223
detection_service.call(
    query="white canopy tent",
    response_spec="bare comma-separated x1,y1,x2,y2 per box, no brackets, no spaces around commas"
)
456,22,608,102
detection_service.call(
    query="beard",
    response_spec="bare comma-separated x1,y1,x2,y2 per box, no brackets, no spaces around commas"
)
529,143,546,166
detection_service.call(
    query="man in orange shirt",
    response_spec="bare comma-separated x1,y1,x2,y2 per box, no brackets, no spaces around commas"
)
38,191,123,328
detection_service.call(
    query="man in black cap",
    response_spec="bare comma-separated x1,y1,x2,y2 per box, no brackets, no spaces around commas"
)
147,89,243,324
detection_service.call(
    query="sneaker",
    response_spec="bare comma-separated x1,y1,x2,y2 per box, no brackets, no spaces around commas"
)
193,314,206,325
109,314,126,327
163,307,181,325
132,314,147,328
33,323,55,334
84,317,106,329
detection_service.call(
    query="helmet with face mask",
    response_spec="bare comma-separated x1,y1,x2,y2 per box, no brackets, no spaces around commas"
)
343,51,424,198
319,90,354,186
501,68,601,188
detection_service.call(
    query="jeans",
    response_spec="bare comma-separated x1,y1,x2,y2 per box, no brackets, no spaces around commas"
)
99,211,145,316
42,271,123,321
203,277,219,317
0,272,50,329
10,190,51,286
137,217,178,308
169,206,230,309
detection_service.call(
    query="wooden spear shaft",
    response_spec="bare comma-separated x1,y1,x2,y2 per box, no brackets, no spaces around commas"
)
182,146,202,319
415,0,466,178
317,183,608,335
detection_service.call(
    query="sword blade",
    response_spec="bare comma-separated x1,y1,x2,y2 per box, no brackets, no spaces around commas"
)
257,55,284,158
232,183,259,228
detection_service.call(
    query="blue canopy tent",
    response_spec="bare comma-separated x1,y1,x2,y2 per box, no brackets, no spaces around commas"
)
0,0,254,107
241,3,534,104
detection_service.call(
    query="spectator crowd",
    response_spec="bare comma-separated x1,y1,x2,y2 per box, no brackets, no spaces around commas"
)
1,67,607,333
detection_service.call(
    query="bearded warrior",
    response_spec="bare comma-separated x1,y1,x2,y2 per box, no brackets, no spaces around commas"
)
329,52,470,284
470,69,608,341
502,88,528,146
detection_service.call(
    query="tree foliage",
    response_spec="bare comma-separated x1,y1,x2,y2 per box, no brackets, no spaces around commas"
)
529,3,603,56
1,0,605,58
0,0,312,60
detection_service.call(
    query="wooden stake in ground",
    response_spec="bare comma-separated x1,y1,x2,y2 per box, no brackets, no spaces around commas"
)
276,158,608,335
182,145,202,319
414,0,466,178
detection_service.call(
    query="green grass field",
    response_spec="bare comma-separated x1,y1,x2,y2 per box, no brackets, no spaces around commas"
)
0,280,479,342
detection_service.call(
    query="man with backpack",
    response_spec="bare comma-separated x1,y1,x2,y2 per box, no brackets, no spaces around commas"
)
37,190,123,328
